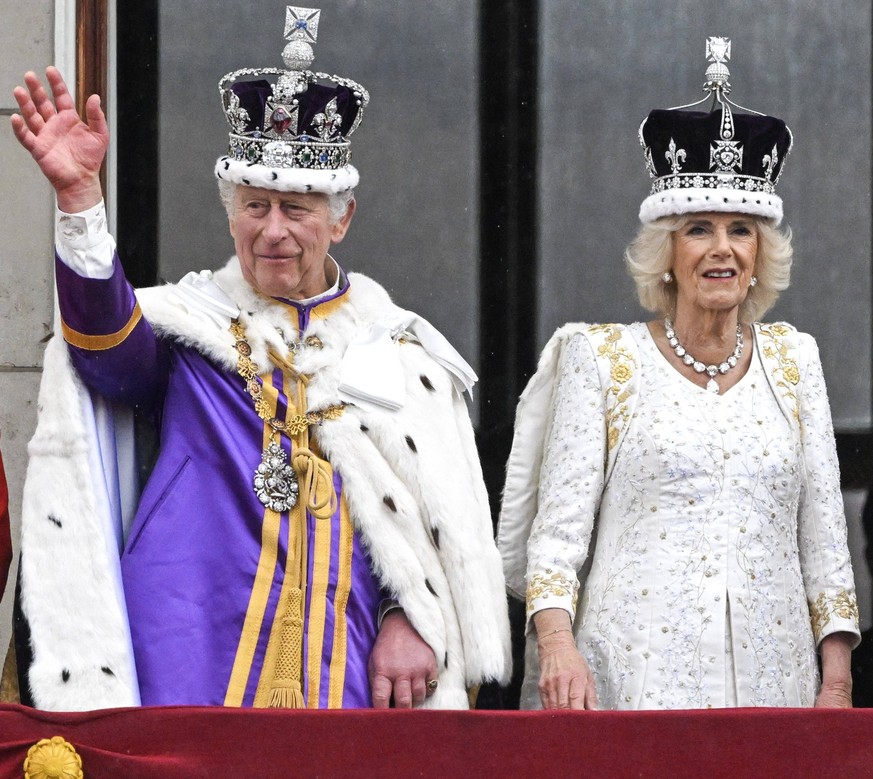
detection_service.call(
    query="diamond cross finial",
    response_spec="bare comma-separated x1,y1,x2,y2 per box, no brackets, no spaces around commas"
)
706,37,731,64
282,6,321,71
703,36,732,94
285,7,320,44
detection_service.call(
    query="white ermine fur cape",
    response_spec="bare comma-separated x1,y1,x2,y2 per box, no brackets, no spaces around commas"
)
19,259,511,710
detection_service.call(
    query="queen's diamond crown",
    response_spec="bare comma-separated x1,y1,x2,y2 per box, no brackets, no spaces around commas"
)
636,36,794,224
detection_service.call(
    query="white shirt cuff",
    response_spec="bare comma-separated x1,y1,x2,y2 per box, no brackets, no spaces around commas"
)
55,200,117,280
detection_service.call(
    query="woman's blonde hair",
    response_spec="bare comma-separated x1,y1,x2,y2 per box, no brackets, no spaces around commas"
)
624,214,793,321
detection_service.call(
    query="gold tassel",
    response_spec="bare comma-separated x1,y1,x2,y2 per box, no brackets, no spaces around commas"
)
268,588,306,709
293,448,337,520
267,680,306,709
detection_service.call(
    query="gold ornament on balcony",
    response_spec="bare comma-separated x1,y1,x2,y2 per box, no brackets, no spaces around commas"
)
23,736,83,779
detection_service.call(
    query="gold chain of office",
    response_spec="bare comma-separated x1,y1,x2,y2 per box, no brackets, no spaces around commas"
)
230,319,346,434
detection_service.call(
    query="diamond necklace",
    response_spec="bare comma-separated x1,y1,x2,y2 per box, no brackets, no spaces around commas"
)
663,318,744,394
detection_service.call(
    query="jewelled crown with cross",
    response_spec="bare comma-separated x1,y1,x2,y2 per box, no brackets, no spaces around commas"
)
214,6,369,194
637,37,793,225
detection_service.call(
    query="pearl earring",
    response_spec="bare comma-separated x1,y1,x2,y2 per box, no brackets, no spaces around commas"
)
750,276,758,287
662,271,674,283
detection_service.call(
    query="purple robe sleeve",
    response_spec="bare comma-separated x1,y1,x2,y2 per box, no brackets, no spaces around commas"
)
56,252,169,408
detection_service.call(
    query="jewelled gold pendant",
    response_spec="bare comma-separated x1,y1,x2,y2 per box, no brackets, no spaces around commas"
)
254,441,299,512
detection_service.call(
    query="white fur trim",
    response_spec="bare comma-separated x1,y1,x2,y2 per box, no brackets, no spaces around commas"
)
286,270,512,691
214,156,359,194
639,187,783,225
20,332,140,710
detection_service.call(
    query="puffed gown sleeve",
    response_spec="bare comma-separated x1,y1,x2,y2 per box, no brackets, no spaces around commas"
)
794,334,860,646
524,333,607,624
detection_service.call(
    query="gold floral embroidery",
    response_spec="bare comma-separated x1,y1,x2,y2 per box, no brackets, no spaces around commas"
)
588,324,637,453
758,323,800,422
809,590,859,640
834,589,859,621
809,593,828,638
783,364,800,385
611,363,632,384
527,571,579,614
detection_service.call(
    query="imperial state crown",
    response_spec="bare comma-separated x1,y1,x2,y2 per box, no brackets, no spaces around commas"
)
215,5,369,194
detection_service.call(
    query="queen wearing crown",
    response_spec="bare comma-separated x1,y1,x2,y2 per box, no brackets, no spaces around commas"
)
499,37,859,710
10,6,510,711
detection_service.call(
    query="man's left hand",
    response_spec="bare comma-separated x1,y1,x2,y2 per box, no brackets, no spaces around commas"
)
368,609,437,709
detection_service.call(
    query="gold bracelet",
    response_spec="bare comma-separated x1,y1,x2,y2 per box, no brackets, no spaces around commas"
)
540,628,573,637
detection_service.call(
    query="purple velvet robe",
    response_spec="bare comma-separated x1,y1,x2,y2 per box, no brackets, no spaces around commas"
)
56,256,383,707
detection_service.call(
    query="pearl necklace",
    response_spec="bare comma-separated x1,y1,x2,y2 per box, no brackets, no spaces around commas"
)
663,318,744,394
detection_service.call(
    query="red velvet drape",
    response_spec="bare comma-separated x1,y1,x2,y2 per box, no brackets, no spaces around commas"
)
1,704,872,777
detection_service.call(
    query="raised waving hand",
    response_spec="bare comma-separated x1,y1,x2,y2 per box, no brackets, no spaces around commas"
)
11,66,107,212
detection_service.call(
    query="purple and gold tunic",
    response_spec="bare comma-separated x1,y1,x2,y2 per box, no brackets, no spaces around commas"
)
57,256,383,707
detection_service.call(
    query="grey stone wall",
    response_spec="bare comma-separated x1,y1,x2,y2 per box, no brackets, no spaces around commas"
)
0,0,56,666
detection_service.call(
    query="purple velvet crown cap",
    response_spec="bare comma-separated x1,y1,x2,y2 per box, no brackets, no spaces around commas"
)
231,80,362,140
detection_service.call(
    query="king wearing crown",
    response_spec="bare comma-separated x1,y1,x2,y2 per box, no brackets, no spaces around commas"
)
10,6,511,711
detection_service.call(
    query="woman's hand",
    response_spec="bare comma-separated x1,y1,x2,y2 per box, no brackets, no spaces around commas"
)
815,631,854,708
11,67,107,212
534,608,598,710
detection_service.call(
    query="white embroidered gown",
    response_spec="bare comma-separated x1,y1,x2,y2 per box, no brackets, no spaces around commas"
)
524,323,858,709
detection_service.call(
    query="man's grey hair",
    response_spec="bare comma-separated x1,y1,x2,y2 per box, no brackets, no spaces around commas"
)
216,178,354,224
